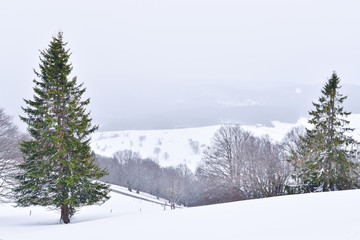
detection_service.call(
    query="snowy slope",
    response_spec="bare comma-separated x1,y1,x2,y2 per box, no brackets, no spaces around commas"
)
2,187,360,240
110,185,182,208
91,114,360,171
91,125,219,171
1,185,170,239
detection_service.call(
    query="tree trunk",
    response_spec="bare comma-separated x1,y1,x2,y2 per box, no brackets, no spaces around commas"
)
61,204,70,224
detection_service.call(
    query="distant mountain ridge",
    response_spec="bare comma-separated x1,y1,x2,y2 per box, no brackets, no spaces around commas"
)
94,83,360,131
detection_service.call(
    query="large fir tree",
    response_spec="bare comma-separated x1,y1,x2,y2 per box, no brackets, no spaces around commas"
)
289,72,359,192
14,32,109,223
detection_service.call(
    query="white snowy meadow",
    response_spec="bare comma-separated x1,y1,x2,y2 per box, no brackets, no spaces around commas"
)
2,185,360,240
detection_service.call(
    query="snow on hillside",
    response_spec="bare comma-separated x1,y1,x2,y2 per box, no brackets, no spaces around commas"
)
91,114,360,171
110,185,182,208
91,125,220,171
2,186,360,240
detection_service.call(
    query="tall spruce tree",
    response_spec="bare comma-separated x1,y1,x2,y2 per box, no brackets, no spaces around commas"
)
14,32,109,223
289,72,359,192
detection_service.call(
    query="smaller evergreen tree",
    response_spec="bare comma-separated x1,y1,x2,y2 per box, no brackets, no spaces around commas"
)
289,72,359,192
14,32,109,223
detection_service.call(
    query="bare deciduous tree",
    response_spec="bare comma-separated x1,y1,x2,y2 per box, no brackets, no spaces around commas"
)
281,126,306,158
0,108,22,202
197,125,290,203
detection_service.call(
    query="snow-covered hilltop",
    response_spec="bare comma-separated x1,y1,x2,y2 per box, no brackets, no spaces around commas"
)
90,118,307,171
91,125,218,171
91,115,360,172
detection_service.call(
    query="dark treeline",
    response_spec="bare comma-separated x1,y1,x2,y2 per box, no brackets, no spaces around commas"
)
95,151,199,206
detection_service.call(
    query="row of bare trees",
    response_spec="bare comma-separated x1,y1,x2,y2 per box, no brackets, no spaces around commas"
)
195,125,294,204
95,150,198,206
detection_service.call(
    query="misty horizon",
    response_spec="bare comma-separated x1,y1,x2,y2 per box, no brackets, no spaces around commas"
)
1,1,360,131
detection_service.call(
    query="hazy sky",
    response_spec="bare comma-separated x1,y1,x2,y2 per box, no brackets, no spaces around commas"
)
1,0,359,131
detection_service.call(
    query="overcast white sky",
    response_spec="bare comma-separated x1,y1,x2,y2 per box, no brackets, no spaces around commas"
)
1,0,359,131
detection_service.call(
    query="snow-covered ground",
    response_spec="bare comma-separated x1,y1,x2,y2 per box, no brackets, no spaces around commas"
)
2,185,360,240
1,185,170,239
91,114,360,171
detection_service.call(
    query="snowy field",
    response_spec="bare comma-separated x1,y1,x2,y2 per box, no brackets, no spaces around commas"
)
91,114,360,171
2,185,360,240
